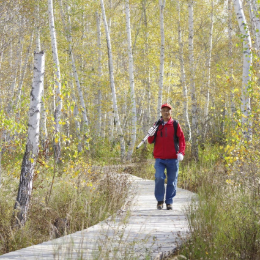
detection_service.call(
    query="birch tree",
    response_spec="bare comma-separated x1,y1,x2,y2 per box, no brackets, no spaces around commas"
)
188,0,199,161
58,2,89,150
143,0,151,132
157,0,166,117
14,51,45,226
233,0,252,140
125,0,137,161
204,0,214,139
228,0,236,119
96,12,102,137
16,31,34,110
177,0,191,141
48,0,62,161
249,0,260,51
100,0,126,161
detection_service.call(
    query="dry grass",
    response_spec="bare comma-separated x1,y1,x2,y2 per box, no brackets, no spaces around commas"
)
0,156,130,255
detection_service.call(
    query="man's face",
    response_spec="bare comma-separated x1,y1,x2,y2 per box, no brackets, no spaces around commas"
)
161,107,171,121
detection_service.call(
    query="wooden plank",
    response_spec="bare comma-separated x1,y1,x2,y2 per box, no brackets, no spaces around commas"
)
0,174,195,259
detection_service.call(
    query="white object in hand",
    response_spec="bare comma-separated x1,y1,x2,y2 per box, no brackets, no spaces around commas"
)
148,126,157,136
177,153,184,161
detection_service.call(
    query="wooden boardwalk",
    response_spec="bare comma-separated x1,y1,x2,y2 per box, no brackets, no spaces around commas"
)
0,175,194,260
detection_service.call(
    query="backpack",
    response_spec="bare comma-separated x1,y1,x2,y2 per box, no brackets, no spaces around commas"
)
152,120,179,154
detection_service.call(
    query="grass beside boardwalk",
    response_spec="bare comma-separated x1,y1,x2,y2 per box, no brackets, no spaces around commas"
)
0,154,130,255
169,143,260,260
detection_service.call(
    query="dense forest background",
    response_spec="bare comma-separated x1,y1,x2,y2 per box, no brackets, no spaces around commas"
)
1,0,260,258
1,0,255,161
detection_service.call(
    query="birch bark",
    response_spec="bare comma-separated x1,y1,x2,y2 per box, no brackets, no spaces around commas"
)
204,0,214,139
177,0,191,141
16,31,34,110
233,0,252,140
250,0,260,51
14,51,45,226
48,0,62,161
125,0,137,161
228,0,236,119
35,2,48,152
100,0,126,161
36,1,41,53
188,0,199,161
143,0,151,131
59,1,89,134
96,12,102,137
157,0,166,117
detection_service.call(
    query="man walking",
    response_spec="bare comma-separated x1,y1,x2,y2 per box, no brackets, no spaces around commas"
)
148,103,185,210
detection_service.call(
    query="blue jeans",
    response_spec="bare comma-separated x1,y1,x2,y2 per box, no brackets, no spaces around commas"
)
154,158,179,204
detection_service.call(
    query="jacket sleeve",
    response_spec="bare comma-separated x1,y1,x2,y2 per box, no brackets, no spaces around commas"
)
148,135,155,144
177,124,185,155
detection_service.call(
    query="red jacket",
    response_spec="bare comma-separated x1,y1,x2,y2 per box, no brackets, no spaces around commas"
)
148,118,185,159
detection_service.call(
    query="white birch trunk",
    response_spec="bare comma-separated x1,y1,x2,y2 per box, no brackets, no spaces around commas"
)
69,70,82,152
233,0,252,140
67,6,88,129
74,104,82,153
250,0,260,50
157,0,166,117
204,0,214,139
48,0,62,161
188,0,199,160
177,0,191,142
228,0,236,119
59,2,89,134
16,32,34,109
96,12,102,137
14,51,45,226
36,1,41,53
125,0,137,161
35,4,47,152
142,0,151,132
100,0,126,161
40,86,48,153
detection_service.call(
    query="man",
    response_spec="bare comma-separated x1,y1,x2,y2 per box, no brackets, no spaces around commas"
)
148,103,185,210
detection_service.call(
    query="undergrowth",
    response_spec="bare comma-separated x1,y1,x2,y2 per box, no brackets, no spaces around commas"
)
0,153,130,255
171,141,260,260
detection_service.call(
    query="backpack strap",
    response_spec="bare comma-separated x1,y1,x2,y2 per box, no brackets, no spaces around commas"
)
173,120,179,154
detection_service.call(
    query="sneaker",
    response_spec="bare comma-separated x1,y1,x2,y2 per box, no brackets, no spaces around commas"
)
157,201,164,210
166,204,172,210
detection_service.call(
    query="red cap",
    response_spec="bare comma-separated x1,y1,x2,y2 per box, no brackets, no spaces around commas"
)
161,103,172,110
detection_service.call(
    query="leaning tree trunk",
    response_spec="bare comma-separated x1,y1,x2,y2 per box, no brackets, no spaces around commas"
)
100,0,126,161
14,51,45,226
48,0,62,162
36,3,48,153
177,0,191,142
157,0,166,117
233,0,252,140
125,0,137,161
188,0,199,161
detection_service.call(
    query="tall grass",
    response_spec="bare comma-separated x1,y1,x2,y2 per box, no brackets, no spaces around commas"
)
173,143,260,260
0,155,130,255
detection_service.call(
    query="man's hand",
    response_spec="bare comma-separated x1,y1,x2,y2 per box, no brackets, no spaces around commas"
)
177,153,184,161
148,126,157,136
